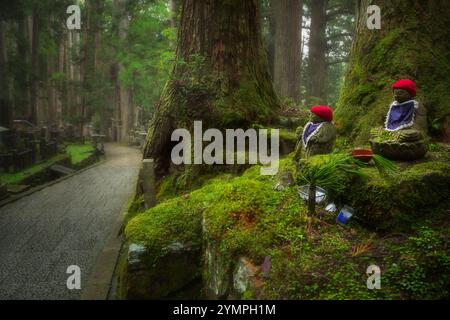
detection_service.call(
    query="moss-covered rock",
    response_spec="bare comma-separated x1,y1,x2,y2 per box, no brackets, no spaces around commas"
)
370,128,428,161
346,161,450,229
120,152,450,300
119,242,201,300
120,156,302,299
120,181,225,299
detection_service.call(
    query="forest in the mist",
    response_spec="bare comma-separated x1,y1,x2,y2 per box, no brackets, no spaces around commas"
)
0,0,354,142
1,0,450,301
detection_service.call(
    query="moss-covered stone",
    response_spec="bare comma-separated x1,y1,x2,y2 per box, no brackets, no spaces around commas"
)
120,156,302,299
120,152,450,300
120,178,228,299
346,161,450,229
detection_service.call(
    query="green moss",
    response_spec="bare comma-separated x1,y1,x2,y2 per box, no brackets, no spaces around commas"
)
123,195,145,227
127,156,303,264
156,166,236,203
123,152,450,299
404,161,450,177
0,153,67,185
125,186,212,259
279,129,297,144
344,160,450,229
263,205,450,299
66,143,95,165
383,224,450,299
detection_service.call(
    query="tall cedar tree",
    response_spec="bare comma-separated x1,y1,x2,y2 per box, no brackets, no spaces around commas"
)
143,0,279,176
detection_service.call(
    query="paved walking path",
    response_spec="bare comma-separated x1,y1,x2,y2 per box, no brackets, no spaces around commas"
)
0,144,141,299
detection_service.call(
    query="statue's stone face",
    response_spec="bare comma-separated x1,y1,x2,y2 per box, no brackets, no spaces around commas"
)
394,88,413,103
310,113,325,123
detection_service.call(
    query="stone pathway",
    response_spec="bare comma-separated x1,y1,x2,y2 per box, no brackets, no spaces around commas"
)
0,143,141,299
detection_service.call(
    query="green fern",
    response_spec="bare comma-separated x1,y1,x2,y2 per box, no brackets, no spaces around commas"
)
298,154,366,215
372,154,398,176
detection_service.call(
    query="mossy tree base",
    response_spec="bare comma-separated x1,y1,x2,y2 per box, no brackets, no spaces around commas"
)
335,0,450,144
143,0,279,177
120,153,450,299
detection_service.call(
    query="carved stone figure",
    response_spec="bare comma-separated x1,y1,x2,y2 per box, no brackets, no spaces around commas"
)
370,79,428,161
295,106,337,160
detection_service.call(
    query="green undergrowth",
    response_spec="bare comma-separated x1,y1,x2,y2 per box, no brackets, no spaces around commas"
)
124,152,450,299
65,143,95,165
0,153,67,185
347,161,450,230
264,206,450,299
279,129,297,145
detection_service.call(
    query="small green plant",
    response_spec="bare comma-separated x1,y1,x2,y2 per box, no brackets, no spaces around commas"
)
372,154,398,176
298,154,364,215
430,118,442,133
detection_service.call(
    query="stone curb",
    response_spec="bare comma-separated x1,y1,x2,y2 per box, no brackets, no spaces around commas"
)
81,191,134,300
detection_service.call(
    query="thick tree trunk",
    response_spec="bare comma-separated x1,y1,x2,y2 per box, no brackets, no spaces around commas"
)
335,0,450,144
30,11,39,125
56,34,65,127
144,0,279,176
273,0,302,102
307,0,328,103
0,20,12,128
15,14,31,120
112,0,133,143
66,28,82,127
47,28,56,125
266,1,275,80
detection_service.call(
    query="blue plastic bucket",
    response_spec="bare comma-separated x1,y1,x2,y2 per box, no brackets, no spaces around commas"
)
337,206,354,225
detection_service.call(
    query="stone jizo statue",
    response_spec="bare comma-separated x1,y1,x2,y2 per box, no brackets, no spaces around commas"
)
370,79,428,161
295,105,337,160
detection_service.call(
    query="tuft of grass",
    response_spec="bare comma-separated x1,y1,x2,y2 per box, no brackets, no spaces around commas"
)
372,154,399,176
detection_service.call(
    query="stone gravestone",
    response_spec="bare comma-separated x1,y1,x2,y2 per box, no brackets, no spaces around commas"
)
91,134,105,156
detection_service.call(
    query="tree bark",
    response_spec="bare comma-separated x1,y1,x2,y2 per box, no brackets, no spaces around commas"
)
273,0,302,102
112,0,133,143
335,0,450,144
15,14,31,120
266,0,275,80
30,10,39,125
143,0,279,176
0,20,12,128
307,0,328,104
56,32,65,127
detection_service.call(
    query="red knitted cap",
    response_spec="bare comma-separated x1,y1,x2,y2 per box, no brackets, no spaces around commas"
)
392,79,417,97
310,106,333,122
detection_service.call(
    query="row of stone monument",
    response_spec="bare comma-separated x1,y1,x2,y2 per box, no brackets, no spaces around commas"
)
295,79,429,162
0,122,72,173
